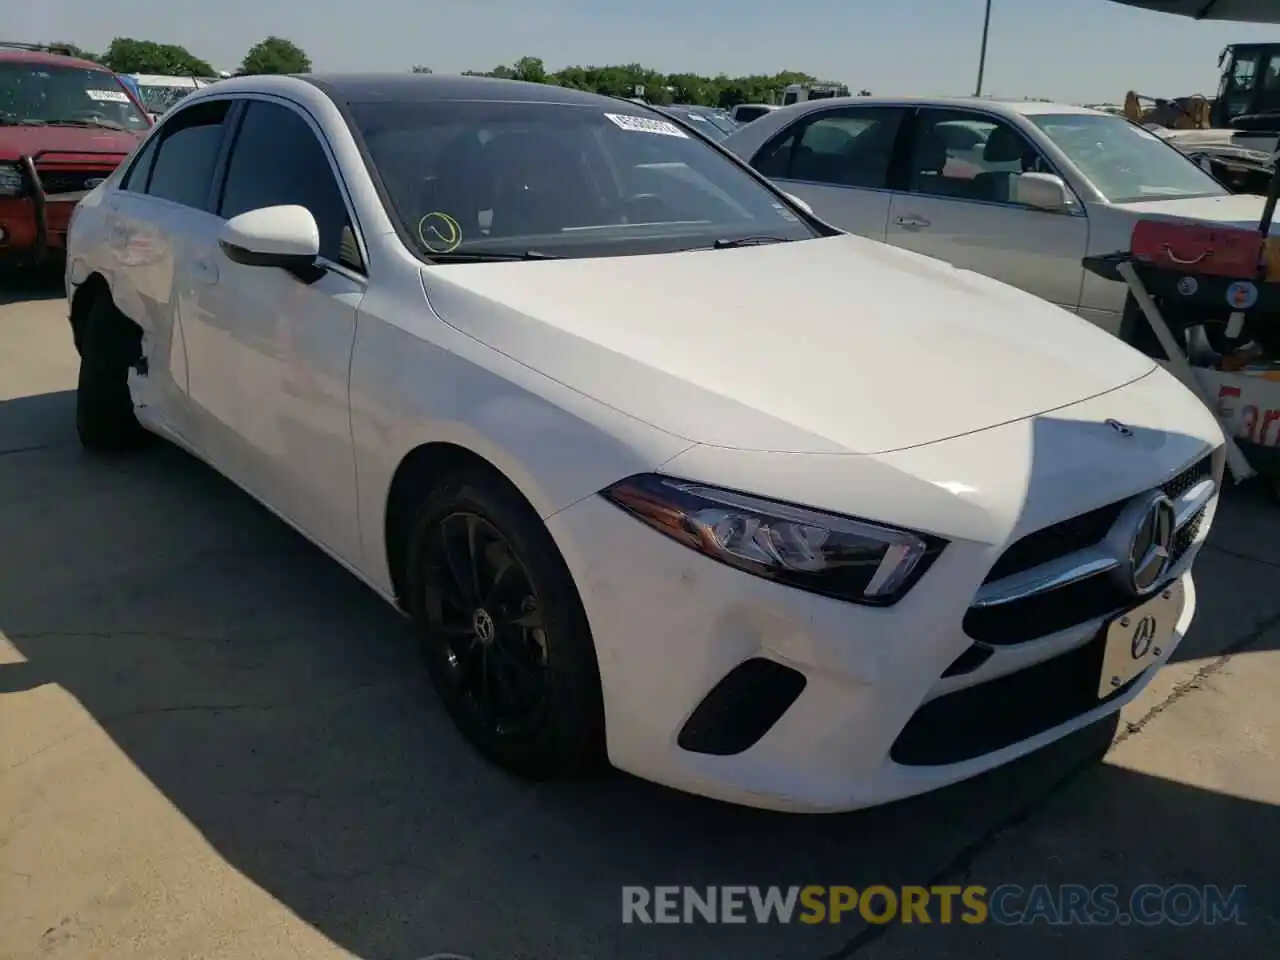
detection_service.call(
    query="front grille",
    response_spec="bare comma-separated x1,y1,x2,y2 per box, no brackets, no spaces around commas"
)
1161,456,1214,501
982,456,1212,584
966,455,1211,647
966,533,1197,646
891,627,1139,766
965,575,1139,646
1176,506,1206,556
984,501,1122,583
35,169,107,196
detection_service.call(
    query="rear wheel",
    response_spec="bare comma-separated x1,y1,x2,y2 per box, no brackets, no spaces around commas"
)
404,469,607,779
75,296,147,453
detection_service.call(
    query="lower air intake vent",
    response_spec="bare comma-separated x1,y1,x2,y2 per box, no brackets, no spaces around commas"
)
677,658,807,756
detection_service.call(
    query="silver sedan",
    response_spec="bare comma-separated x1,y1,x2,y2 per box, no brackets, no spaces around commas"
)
723,96,1266,335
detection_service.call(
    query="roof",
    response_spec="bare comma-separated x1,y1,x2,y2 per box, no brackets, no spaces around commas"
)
302,73,621,107
0,48,108,70
1107,0,1280,22
767,95,1108,119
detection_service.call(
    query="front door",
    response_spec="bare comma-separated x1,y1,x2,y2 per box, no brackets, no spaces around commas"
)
185,97,368,565
884,107,1089,313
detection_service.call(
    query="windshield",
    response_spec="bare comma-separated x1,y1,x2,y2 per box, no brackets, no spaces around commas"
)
349,99,816,261
136,84,196,117
1029,113,1227,204
0,63,149,131
666,107,738,140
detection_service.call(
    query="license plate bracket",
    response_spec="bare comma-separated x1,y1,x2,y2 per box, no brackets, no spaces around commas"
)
1098,579,1184,699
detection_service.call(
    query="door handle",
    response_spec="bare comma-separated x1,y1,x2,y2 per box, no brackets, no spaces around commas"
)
895,215,931,229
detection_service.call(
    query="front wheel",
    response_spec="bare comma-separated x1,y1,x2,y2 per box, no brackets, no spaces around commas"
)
404,470,607,779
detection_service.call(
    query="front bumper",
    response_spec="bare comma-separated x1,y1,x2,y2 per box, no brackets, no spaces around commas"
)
0,152,123,265
548,492,1201,813
544,373,1222,813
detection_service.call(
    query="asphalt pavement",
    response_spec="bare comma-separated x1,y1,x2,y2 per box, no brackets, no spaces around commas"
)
1,273,1277,960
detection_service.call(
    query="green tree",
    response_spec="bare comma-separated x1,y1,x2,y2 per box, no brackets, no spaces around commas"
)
511,56,546,84
411,64,433,74
452,60,835,109
100,37,214,76
239,36,311,75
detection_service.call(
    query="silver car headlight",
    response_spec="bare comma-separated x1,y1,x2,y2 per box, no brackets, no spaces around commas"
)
600,475,946,606
0,162,25,197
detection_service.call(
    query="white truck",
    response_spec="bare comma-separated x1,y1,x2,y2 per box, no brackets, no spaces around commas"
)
780,81,850,106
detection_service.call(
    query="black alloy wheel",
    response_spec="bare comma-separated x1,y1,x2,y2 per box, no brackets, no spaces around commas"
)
421,511,550,738
405,471,607,779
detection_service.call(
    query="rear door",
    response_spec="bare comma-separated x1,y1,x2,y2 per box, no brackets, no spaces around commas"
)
102,98,235,448
747,105,909,242
884,107,1089,312
183,96,367,564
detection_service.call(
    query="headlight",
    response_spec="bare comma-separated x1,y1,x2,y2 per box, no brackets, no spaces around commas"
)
0,163,25,197
600,474,946,606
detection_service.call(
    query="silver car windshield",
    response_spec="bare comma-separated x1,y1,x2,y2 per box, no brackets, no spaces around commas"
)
1029,113,1229,204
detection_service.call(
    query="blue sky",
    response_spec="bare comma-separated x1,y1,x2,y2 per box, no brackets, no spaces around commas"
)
14,0,1280,103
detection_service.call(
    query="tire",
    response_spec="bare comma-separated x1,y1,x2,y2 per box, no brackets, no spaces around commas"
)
404,468,607,779
75,296,147,453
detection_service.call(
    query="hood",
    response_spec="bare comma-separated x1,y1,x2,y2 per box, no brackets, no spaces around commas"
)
0,124,142,163
421,235,1156,455
1157,127,1274,150
1113,192,1267,229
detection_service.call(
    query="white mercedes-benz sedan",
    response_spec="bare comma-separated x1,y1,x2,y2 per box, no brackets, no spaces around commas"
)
65,73,1224,813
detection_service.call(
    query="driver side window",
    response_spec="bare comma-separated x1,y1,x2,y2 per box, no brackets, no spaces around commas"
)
217,100,363,271
907,109,1048,205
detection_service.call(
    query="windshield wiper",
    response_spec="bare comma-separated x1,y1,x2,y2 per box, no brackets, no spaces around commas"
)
50,118,128,131
425,250,561,262
711,236,794,249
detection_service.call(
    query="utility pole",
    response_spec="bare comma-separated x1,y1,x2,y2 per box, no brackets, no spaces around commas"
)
974,0,992,97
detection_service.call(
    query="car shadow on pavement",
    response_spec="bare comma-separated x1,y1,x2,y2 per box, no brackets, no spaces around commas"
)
0,267,64,307
0,391,78,455
0,399,1276,959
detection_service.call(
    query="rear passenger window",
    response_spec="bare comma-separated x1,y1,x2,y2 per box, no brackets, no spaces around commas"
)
146,100,231,209
218,100,358,268
753,108,905,190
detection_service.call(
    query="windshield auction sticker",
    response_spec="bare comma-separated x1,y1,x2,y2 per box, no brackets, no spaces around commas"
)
418,212,463,254
604,113,689,138
86,88,131,102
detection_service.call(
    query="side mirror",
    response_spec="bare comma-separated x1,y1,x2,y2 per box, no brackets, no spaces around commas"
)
1012,172,1073,212
218,204,323,279
783,191,814,216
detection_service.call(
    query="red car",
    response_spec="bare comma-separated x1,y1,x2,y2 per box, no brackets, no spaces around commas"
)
0,43,150,266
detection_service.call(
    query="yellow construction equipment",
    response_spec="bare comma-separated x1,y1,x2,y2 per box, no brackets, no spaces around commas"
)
1123,91,1212,129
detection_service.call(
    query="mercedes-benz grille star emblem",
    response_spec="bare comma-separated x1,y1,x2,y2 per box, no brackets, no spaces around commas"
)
1106,419,1134,437
1127,494,1176,595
